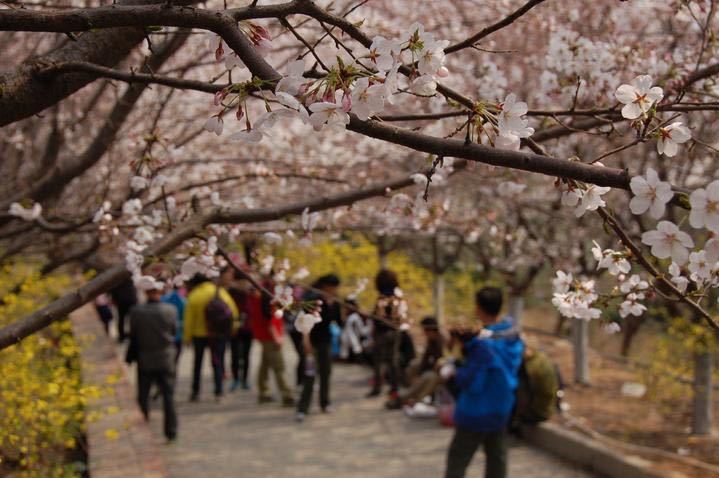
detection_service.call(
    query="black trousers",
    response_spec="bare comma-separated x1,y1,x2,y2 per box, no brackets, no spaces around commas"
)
230,330,253,382
289,329,305,386
297,341,332,413
371,330,400,394
191,337,226,397
445,427,507,478
137,368,177,440
116,301,135,342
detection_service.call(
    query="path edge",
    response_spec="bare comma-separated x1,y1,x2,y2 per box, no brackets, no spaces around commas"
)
70,305,169,478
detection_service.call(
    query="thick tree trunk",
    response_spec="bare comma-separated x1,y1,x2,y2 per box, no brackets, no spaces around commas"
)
433,273,445,325
620,316,644,357
507,294,524,323
692,352,714,435
573,318,590,385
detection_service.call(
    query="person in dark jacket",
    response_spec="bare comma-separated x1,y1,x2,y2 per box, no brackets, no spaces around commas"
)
126,284,178,442
221,266,254,392
110,279,138,342
386,316,444,409
367,269,409,400
296,274,341,420
445,287,524,478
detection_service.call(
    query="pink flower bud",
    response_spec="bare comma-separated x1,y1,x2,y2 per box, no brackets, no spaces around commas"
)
215,42,225,61
341,91,352,112
236,105,244,121
437,66,449,78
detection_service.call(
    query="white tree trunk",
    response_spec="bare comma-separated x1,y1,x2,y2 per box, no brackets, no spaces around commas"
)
692,352,714,435
433,273,445,325
572,318,590,385
507,295,524,323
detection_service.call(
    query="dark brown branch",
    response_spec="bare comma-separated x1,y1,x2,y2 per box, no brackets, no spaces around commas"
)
444,0,549,54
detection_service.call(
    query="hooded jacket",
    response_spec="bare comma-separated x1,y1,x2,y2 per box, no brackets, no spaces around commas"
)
453,318,524,433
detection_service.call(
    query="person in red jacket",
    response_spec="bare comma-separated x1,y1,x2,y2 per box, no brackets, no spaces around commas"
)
248,280,294,406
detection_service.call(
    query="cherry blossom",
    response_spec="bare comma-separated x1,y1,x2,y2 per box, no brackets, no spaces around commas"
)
350,78,386,120
8,202,42,221
134,275,165,291
619,274,649,294
688,251,713,284
308,92,350,131
410,173,428,186
619,292,646,318
641,220,694,265
275,60,306,95
410,75,438,96
203,116,224,136
130,176,149,192
657,122,691,157
417,39,449,76
574,185,611,217
689,180,719,232
614,75,663,119
629,167,673,219
368,36,401,71
295,311,322,334
552,270,573,294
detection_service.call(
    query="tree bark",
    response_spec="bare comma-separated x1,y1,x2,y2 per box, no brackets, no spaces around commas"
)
573,318,590,385
507,294,524,323
692,352,714,435
433,272,445,325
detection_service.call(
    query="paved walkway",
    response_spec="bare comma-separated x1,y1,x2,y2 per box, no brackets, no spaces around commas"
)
130,341,595,478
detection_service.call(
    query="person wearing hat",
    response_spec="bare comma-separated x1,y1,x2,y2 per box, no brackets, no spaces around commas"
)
126,281,179,442
386,316,445,409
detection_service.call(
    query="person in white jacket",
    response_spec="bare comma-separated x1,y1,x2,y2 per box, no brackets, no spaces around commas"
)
339,299,372,362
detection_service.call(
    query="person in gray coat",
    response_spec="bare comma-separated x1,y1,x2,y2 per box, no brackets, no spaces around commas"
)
127,283,178,442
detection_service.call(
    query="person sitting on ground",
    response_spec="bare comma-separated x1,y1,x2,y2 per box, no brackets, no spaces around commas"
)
444,287,524,478
126,282,178,443
339,298,372,363
386,316,445,410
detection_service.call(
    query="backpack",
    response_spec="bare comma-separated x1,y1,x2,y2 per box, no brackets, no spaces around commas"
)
514,349,561,424
205,285,233,337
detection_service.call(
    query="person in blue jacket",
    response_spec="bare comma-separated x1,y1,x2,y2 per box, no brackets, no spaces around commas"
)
445,287,524,478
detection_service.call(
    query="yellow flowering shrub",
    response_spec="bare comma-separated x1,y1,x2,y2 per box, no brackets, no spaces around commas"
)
0,263,100,477
643,317,719,407
273,233,482,323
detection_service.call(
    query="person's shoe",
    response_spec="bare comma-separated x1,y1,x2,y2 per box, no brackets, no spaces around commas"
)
321,405,334,414
189,393,199,403
258,396,275,404
166,436,177,445
295,412,306,423
230,380,241,392
241,380,250,391
366,389,381,398
215,394,224,404
385,397,403,410
282,397,296,407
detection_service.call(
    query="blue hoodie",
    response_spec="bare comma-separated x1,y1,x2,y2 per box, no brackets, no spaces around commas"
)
453,318,524,433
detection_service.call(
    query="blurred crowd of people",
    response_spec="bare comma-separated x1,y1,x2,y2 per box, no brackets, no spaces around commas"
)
97,261,561,478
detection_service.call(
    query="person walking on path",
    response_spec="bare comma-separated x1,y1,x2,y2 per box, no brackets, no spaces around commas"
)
296,274,342,421
367,269,409,401
183,274,239,402
161,285,186,364
248,278,294,406
221,265,254,391
126,283,179,442
110,279,138,342
444,287,524,478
